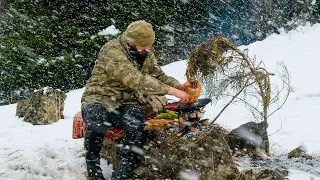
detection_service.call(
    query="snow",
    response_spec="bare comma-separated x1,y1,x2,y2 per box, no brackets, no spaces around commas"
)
240,23,320,155
91,25,120,39
288,170,318,180
179,171,199,180
97,25,120,36
1,23,320,179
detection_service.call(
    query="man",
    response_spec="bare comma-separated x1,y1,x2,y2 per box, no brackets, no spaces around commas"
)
81,20,190,180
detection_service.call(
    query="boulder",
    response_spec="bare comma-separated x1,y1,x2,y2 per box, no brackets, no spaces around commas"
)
16,87,66,125
16,97,31,118
227,121,270,156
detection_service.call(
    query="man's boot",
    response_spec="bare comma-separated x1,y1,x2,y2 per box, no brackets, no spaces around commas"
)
111,105,146,180
111,149,140,180
86,158,105,180
84,130,105,180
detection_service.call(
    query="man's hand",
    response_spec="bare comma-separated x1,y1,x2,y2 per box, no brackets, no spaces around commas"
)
169,87,190,103
178,81,191,90
183,81,191,89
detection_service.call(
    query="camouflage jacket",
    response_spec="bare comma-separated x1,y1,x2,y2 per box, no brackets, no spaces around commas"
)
81,36,182,113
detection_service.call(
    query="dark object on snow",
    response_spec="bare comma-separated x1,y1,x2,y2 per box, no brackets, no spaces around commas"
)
228,121,270,155
288,145,312,159
16,87,66,125
288,146,304,159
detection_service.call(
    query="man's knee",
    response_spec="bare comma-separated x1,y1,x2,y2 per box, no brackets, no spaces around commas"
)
82,102,109,134
122,105,146,130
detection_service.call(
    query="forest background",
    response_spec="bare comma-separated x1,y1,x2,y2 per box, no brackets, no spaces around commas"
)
0,0,319,104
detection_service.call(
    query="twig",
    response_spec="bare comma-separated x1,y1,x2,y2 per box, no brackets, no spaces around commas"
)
269,118,285,136
268,64,291,118
210,80,255,124
232,96,264,121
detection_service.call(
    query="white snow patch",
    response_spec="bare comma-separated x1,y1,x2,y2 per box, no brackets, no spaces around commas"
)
98,25,120,36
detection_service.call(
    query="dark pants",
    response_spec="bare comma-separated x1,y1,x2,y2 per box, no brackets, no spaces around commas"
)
81,102,146,180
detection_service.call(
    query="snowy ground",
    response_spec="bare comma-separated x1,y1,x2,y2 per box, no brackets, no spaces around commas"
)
1,23,320,179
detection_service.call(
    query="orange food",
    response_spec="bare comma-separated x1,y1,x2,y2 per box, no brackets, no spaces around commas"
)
185,79,201,104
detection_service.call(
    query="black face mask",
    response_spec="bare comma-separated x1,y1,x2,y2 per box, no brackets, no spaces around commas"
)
129,47,149,66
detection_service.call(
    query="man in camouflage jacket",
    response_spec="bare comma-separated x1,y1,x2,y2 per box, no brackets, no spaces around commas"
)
81,20,190,180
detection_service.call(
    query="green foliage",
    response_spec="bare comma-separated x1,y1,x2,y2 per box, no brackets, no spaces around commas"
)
0,0,319,104
153,113,178,119
0,0,117,104
0,0,216,104
107,0,216,65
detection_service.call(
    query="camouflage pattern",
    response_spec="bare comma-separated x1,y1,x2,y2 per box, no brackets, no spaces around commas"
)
81,35,182,113
122,20,155,47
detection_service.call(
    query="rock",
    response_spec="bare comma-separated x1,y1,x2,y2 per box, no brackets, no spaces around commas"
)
227,121,270,156
16,97,31,118
288,145,312,159
101,124,239,180
305,155,313,160
288,146,304,159
16,87,66,125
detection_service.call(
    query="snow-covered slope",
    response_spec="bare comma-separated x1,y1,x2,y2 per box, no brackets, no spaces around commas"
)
1,23,320,179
